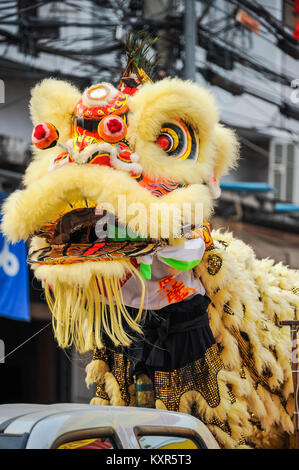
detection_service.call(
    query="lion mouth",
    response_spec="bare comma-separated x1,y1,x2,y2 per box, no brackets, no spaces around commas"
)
28,204,160,265
36,206,103,246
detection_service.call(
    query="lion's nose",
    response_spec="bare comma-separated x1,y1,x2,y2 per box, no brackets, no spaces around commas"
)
97,115,127,143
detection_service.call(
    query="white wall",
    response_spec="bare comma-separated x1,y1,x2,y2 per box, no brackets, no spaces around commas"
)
195,0,298,199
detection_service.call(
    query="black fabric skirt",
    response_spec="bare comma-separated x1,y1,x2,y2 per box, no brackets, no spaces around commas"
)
104,293,216,381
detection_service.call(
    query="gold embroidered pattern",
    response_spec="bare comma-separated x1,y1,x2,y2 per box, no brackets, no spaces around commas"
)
207,254,222,276
227,384,237,404
206,417,232,438
231,328,274,393
218,240,228,248
224,303,234,315
240,363,246,379
237,435,247,446
93,347,110,401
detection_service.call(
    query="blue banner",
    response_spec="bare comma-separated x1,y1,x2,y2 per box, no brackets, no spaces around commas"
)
0,211,30,321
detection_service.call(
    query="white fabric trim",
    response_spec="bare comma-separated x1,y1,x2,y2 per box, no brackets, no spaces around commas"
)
158,237,206,262
82,83,119,107
121,240,206,310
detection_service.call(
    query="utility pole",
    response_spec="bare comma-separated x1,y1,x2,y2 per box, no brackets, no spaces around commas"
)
184,0,197,81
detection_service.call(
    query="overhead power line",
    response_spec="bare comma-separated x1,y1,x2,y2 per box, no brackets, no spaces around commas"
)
197,27,294,86
198,66,299,121
0,0,53,22
197,0,299,65
0,0,297,104
226,0,299,59
0,26,121,70
227,0,298,45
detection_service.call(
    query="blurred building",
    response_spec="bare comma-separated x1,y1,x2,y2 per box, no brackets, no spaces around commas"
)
194,0,299,263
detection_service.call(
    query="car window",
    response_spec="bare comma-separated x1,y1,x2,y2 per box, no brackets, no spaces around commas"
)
139,435,200,449
57,437,114,449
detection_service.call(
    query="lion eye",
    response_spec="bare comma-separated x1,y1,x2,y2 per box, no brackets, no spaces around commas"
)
156,119,199,161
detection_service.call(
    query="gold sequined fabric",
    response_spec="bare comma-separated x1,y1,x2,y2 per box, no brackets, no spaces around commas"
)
94,346,134,406
95,343,223,413
96,382,110,401
154,343,223,410
93,347,110,401
93,346,109,363
207,254,222,275
111,353,134,406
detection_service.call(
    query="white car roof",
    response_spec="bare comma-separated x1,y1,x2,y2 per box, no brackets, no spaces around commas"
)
0,403,219,449
0,404,47,429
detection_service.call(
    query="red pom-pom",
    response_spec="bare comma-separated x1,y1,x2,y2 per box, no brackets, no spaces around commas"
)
156,135,170,150
107,118,123,134
98,115,127,142
33,124,47,140
32,122,59,150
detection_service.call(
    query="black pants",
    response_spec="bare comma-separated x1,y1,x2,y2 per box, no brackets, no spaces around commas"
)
105,293,216,381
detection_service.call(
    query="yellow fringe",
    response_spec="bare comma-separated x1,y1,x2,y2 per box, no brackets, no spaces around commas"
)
45,264,145,352
104,372,126,406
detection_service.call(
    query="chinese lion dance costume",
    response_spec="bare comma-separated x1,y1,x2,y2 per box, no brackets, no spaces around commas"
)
2,36,299,449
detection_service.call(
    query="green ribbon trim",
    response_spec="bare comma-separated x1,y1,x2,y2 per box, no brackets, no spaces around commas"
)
140,263,152,280
160,257,202,271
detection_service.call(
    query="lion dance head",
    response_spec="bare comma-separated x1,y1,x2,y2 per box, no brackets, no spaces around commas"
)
1,38,239,352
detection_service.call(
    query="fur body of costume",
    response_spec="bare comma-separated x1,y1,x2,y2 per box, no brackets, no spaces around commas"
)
2,40,299,449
